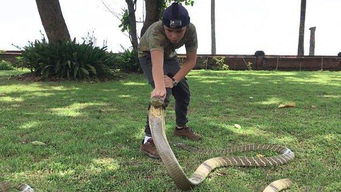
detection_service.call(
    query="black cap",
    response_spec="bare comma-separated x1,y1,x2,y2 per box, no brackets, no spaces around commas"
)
162,3,190,29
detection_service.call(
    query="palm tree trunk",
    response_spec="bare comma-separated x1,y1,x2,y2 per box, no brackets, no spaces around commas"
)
211,0,216,55
297,0,306,56
35,0,70,44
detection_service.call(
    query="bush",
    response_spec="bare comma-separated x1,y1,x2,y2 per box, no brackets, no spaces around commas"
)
204,56,229,70
0,60,15,70
21,38,116,80
114,48,141,73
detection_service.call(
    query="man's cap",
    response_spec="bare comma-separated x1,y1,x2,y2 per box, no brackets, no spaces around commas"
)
162,2,190,29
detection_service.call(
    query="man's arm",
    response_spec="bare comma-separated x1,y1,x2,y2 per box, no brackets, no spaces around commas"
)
173,51,197,82
150,49,166,98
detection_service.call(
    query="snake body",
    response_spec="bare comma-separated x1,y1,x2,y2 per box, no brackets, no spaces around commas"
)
149,98,295,191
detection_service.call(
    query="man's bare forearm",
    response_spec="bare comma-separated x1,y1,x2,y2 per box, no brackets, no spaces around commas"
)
151,50,165,89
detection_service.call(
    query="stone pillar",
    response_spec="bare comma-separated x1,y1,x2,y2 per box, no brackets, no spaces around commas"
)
309,27,316,56
254,50,265,70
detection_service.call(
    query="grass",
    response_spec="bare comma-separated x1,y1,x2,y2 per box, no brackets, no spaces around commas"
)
0,69,340,192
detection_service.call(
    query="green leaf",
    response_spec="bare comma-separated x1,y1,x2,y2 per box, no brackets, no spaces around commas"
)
86,64,97,75
80,67,89,76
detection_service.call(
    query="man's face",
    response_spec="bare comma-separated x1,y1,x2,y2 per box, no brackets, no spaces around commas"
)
163,25,187,44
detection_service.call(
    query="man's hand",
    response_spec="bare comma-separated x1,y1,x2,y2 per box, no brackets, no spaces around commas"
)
164,75,174,88
151,87,166,99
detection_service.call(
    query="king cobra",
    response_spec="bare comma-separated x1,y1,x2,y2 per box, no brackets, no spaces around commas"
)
149,97,295,192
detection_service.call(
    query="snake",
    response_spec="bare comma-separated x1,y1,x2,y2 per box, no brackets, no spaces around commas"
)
148,97,295,191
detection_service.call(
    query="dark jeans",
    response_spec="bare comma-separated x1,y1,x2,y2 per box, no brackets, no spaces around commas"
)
139,54,191,137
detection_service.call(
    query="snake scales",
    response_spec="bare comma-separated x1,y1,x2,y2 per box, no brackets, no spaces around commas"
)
149,97,295,191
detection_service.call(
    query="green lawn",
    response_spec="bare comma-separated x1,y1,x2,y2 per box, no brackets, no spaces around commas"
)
0,70,340,192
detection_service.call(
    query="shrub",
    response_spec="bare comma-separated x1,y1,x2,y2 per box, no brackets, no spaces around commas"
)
214,56,229,70
113,47,141,73
21,38,116,80
208,56,229,70
0,60,15,70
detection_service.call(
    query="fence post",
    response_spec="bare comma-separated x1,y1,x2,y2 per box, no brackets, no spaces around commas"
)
276,56,279,70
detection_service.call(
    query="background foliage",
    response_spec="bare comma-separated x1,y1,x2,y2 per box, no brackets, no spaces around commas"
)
0,60,15,70
19,38,116,80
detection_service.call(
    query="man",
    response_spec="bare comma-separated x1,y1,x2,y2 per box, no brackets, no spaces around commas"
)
138,2,201,159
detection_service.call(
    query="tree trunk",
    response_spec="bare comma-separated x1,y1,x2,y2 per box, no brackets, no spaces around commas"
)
35,0,70,44
141,0,163,36
297,0,306,56
309,27,316,56
211,0,216,55
125,0,139,66
126,0,138,50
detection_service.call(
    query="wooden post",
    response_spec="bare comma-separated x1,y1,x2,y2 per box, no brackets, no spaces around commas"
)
276,56,279,70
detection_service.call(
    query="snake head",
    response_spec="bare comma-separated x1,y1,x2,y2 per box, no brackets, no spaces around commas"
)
150,97,164,108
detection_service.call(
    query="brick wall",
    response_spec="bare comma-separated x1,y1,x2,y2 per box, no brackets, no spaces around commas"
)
178,54,341,71
0,51,22,64
1,51,340,71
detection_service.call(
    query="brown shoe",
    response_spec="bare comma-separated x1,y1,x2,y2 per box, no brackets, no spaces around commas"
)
174,126,202,141
140,138,160,159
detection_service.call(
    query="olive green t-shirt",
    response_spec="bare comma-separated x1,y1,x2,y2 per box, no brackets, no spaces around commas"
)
138,21,198,58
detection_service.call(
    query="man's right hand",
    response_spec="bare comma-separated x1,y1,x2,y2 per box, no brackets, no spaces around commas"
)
151,87,166,99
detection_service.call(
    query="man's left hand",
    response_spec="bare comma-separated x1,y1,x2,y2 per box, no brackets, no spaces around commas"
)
164,75,174,88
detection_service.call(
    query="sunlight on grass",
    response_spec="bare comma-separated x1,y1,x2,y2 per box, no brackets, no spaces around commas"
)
257,97,282,105
92,158,119,171
273,135,297,144
0,96,24,102
11,158,119,181
284,74,341,86
20,121,39,129
50,102,106,117
323,134,339,142
1,82,77,95
0,69,29,76
122,82,145,86
200,79,221,83
12,170,47,180
58,170,75,177
189,76,226,80
238,128,272,138
213,122,298,145
84,158,119,175
214,122,272,137
228,76,249,81
2,85,41,92
118,94,132,98
320,94,340,98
